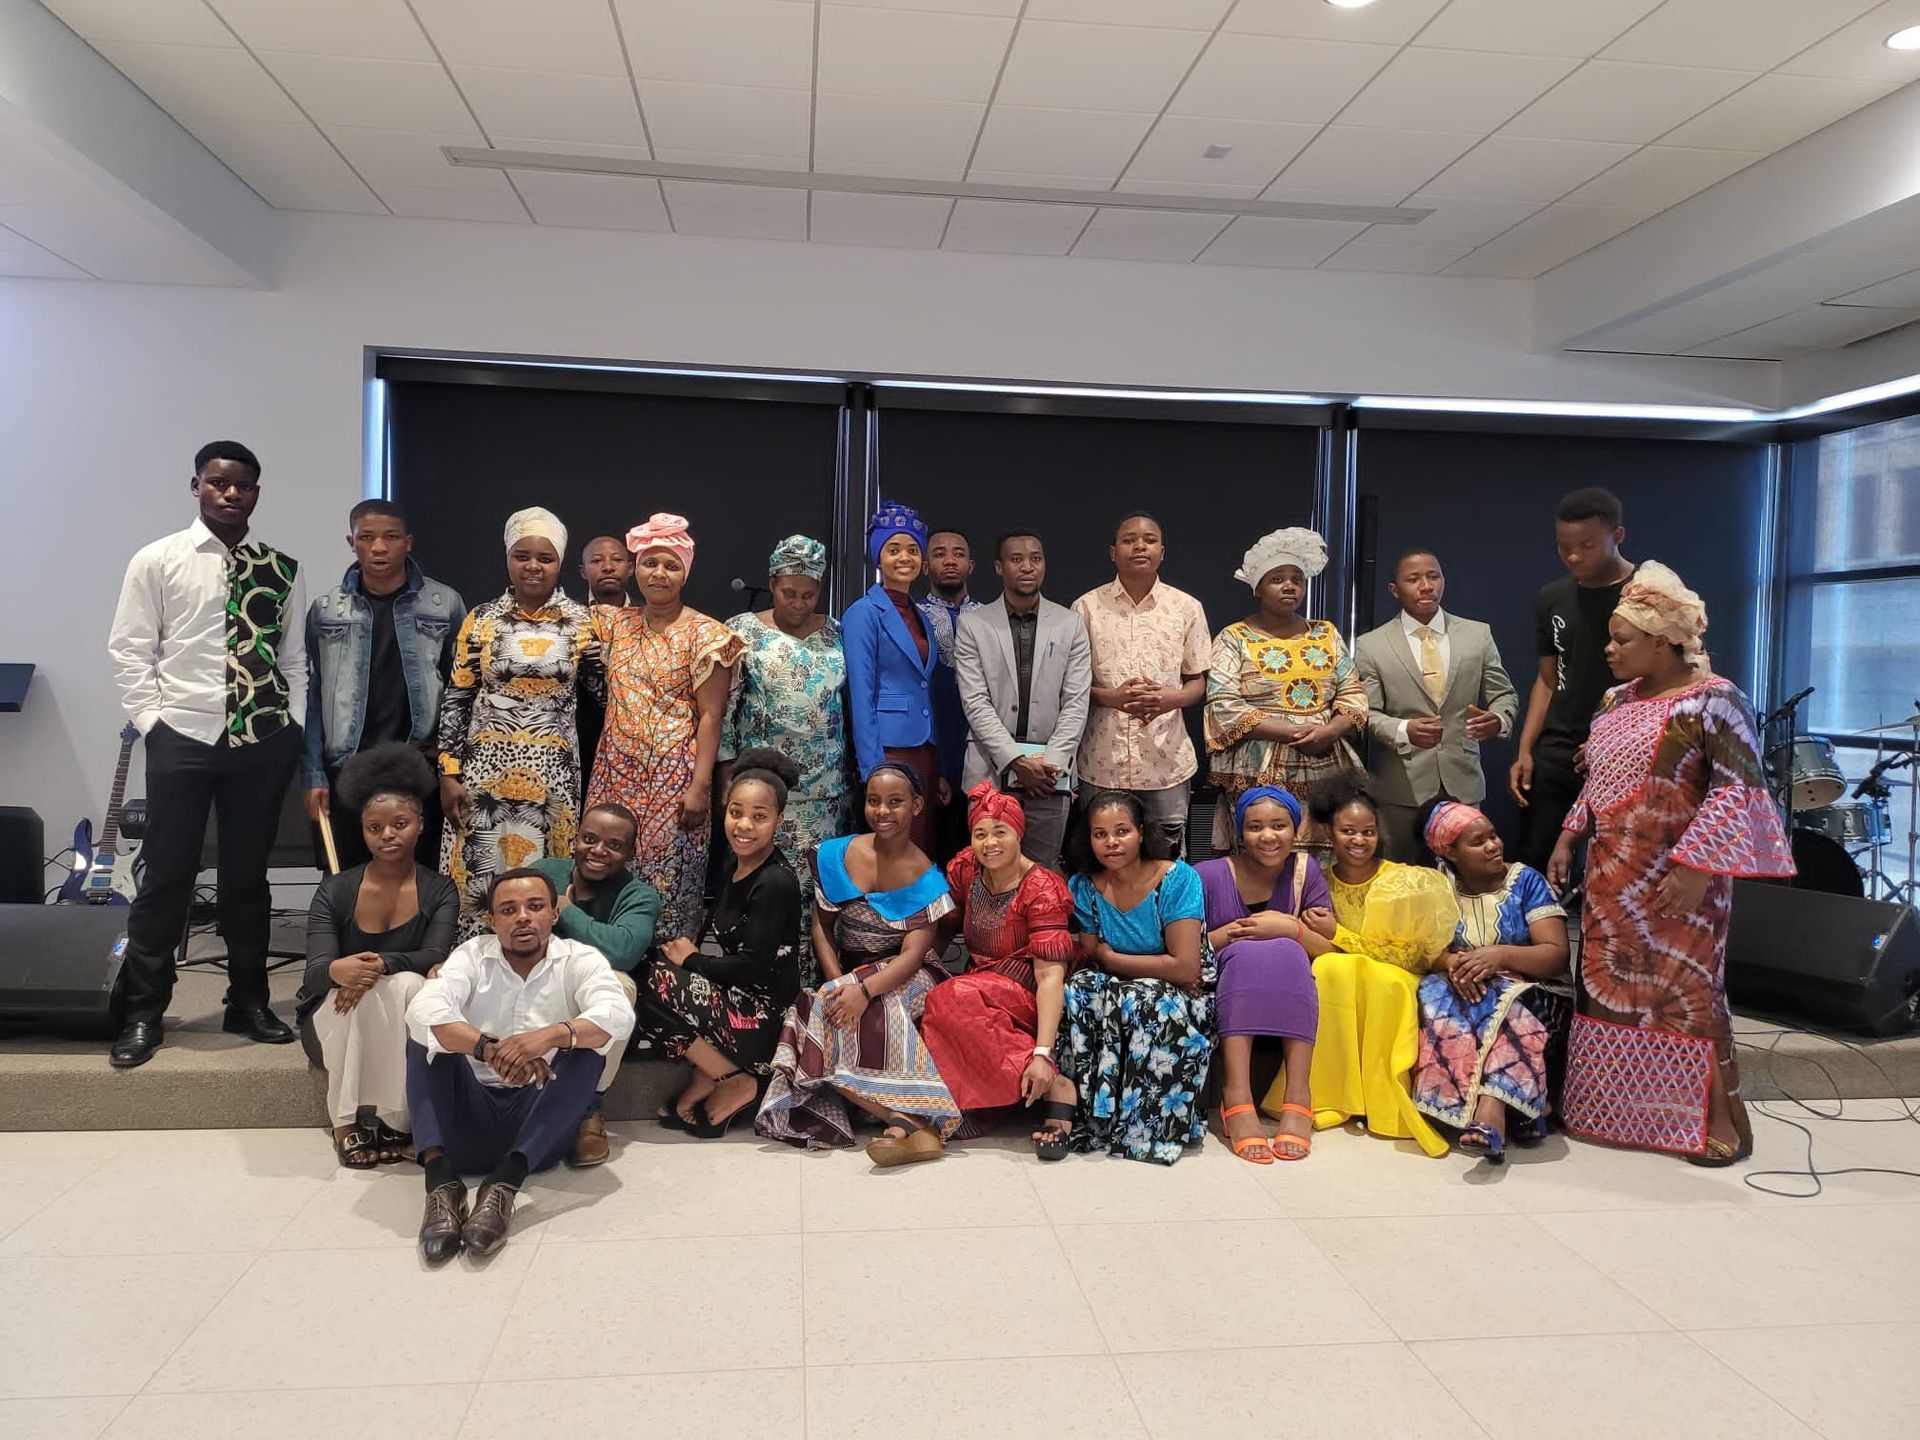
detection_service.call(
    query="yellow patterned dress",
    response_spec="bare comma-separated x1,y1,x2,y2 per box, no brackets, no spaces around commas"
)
437,590,597,938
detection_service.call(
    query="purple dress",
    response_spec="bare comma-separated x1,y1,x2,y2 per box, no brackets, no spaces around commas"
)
1195,854,1324,1043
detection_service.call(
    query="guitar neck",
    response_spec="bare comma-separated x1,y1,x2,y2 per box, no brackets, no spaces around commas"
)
97,737,136,853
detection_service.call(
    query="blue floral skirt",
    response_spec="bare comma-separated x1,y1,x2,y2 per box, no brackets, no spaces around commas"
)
1055,968,1216,1166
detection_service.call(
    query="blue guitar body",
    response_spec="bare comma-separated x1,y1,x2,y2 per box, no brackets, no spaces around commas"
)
59,724,139,906
55,819,94,903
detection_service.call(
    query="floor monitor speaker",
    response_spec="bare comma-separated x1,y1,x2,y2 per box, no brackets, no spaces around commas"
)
1726,881,1920,1036
0,903,128,1036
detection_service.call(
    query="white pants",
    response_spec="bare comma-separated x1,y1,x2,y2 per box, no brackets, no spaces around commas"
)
599,972,637,1095
311,971,426,1130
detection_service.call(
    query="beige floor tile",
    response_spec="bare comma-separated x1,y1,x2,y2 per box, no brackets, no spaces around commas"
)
1532,1208,1913,1329
1122,1342,1483,1440
1028,1143,1279,1226
483,1233,802,1380
1752,1202,1920,1301
105,1386,474,1438
799,1138,1049,1231
1251,1122,1515,1219
806,1355,1146,1439
1296,1214,1663,1341
1416,1332,1814,1439
803,1225,1102,1366
0,1176,86,1242
531,1133,802,1241
0,1133,134,1170
1692,1323,1920,1438
465,1372,802,1438
1496,1134,1779,1213
1057,1217,1390,1354
0,1397,130,1440
0,1253,252,1398
148,1246,532,1393
269,1168,438,1250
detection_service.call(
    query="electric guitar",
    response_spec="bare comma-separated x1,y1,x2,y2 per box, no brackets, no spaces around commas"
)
57,723,139,905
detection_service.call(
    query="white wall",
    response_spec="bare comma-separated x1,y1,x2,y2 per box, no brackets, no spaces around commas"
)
0,209,1778,848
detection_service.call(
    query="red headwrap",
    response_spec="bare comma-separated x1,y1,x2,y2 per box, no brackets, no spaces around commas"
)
966,780,1026,837
1424,800,1487,853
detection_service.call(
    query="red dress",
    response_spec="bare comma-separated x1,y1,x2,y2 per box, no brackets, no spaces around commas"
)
919,852,1077,1112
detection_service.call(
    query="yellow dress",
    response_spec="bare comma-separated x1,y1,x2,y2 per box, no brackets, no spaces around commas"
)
1262,861,1458,1157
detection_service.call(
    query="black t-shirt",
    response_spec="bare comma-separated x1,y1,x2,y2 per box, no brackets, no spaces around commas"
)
359,590,412,749
1533,569,1632,763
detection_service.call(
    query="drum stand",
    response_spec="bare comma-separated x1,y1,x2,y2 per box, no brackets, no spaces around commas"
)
1858,709,1920,906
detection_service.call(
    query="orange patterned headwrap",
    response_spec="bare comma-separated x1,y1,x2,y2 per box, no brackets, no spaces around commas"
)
966,780,1026,837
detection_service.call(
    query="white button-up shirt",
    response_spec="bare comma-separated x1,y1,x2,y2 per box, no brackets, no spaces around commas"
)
405,934,636,1087
107,519,308,744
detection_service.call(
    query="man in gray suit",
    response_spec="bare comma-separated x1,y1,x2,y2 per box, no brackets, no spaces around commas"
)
1355,549,1518,864
953,530,1093,870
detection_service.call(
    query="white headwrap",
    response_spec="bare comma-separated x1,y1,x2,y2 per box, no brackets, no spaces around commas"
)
1615,559,1711,673
1234,526,1327,590
503,506,568,558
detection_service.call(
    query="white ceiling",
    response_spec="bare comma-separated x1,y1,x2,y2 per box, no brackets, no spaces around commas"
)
16,0,1920,361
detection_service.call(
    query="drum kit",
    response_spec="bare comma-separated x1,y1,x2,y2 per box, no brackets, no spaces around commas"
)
1768,690,1918,903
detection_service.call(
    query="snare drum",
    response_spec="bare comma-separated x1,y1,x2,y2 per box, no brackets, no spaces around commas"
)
1801,798,1891,850
1776,735,1845,811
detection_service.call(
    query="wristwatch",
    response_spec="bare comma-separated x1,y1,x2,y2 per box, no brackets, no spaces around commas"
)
473,1033,499,1064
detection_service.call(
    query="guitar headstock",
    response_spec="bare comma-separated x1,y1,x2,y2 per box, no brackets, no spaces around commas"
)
120,723,139,744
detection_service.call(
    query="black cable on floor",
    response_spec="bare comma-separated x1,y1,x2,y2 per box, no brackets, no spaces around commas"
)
1735,1021,1920,1198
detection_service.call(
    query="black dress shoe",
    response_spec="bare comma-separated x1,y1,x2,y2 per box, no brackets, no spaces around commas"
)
109,1019,164,1069
222,1003,295,1044
419,1181,468,1264
461,1181,519,1257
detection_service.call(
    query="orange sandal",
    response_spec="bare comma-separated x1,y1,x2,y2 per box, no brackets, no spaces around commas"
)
1222,1103,1274,1165
1271,1102,1313,1161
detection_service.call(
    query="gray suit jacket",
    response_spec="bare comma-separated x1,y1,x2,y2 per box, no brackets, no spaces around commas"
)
953,596,1093,792
1355,612,1518,807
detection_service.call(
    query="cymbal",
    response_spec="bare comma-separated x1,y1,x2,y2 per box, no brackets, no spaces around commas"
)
1861,712,1920,733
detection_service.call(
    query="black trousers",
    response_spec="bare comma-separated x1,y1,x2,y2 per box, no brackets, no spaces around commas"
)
1514,752,1586,877
122,721,300,1023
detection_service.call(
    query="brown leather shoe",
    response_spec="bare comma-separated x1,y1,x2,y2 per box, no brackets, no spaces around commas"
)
418,1181,467,1264
461,1181,519,1256
570,1111,610,1167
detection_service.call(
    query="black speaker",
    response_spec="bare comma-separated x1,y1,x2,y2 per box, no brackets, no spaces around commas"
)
1726,881,1920,1036
0,806,45,904
0,903,128,1036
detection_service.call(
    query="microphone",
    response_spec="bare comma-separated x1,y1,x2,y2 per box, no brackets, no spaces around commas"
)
731,577,771,603
1763,686,1815,725
1855,752,1914,799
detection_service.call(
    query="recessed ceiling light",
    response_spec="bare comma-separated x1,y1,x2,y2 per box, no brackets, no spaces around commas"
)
1325,0,1379,10
1203,144,1233,159
1888,25,1920,50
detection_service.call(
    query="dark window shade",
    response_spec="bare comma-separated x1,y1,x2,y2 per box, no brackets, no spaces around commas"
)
386,380,841,621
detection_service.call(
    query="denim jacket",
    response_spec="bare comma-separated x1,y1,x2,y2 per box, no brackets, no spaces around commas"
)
301,558,466,788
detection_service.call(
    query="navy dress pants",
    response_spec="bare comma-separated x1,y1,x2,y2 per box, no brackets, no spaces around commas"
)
404,1041,599,1174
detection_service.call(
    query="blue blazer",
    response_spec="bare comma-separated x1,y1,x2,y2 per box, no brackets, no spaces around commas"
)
842,582,941,779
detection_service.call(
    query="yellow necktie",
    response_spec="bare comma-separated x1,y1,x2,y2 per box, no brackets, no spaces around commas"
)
1417,625,1444,705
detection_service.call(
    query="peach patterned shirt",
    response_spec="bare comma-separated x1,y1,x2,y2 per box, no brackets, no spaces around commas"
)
1071,577,1211,791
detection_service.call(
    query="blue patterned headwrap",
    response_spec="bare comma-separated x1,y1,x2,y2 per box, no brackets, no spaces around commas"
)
867,501,928,567
1234,785,1302,833
768,534,827,581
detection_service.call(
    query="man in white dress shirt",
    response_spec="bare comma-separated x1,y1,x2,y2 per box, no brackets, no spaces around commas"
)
405,867,635,1262
1353,550,1517,864
105,441,308,1069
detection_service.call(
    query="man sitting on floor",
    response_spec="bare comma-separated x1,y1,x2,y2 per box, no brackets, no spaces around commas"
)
404,867,635,1262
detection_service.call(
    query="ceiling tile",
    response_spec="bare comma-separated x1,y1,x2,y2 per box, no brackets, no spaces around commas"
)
1420,136,1637,204
1071,207,1231,262
508,170,670,230
943,198,1095,255
1780,0,1920,82
1227,0,1446,45
175,114,385,212
1662,73,1897,151
1688,303,1920,357
1318,240,1475,274
1703,246,1908,306
323,125,492,188
817,5,1014,102
1170,33,1394,124
641,82,809,164
1272,125,1478,200
1396,195,1546,247
972,107,1154,182
452,67,646,148
44,0,234,47
209,0,432,61
1417,0,1663,57
1834,269,1920,308
1027,0,1231,27
1585,294,1792,353
1338,48,1579,132
813,94,984,179
1125,115,1318,192
613,0,815,89
1502,61,1753,144
1445,203,1645,277
0,230,90,280
1561,144,1761,214
662,179,808,239
808,190,953,248
995,19,1208,112
94,42,302,124
1196,215,1368,267
1603,0,1881,71
409,0,627,76
261,53,475,130
374,174,528,221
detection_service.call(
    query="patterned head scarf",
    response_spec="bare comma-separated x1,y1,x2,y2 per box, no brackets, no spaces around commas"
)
1234,784,1301,833
626,513,695,573
1424,800,1486,853
1234,526,1327,590
867,501,928,567
768,533,827,581
503,506,567,557
966,780,1026,837
1614,560,1711,673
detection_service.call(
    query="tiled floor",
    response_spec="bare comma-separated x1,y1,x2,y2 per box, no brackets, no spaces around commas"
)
2,1101,1918,1439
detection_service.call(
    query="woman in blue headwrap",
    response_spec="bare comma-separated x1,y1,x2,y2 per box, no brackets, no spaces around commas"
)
841,502,953,853
1193,785,1330,1162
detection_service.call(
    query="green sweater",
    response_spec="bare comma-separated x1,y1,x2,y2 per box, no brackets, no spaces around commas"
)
532,858,661,973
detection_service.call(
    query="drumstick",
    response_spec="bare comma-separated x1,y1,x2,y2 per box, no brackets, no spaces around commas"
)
318,811,341,876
